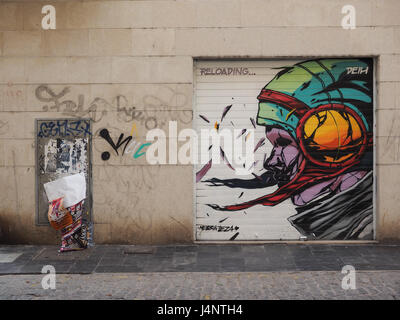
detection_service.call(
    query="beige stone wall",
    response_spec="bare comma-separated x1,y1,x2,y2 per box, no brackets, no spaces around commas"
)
0,0,399,243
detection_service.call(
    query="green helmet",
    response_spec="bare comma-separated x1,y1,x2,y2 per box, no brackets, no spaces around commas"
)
256,59,373,139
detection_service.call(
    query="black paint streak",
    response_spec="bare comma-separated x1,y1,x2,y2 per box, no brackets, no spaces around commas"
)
230,232,239,240
221,104,232,123
220,147,235,171
196,159,213,183
254,137,266,152
236,129,246,139
250,117,256,129
205,171,278,189
199,114,210,123
219,217,229,223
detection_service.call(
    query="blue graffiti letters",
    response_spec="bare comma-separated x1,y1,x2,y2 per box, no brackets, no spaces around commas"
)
38,120,91,138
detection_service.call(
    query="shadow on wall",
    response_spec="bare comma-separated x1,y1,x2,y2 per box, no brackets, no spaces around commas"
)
0,213,59,245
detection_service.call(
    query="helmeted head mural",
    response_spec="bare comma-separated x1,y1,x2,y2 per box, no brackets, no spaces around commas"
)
206,59,374,240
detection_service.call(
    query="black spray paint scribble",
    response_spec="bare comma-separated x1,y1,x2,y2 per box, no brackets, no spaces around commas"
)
99,128,133,161
199,115,210,123
99,128,150,161
230,232,239,240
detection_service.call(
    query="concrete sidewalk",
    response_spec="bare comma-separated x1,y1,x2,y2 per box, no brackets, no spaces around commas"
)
0,244,399,274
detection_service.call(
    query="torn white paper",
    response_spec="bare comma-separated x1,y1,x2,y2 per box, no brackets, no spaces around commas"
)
44,173,86,208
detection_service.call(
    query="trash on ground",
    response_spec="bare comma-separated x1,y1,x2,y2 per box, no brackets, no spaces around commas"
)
44,173,92,253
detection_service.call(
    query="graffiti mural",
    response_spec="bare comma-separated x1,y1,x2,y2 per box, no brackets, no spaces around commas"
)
197,59,374,240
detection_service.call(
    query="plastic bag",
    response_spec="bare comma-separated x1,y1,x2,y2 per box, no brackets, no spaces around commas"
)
44,173,91,252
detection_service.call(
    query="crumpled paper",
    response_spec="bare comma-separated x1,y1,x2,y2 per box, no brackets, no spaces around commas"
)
44,173,86,207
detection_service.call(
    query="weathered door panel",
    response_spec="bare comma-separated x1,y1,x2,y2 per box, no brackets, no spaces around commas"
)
35,119,92,225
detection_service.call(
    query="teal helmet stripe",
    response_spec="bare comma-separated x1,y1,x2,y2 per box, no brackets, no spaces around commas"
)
256,101,300,138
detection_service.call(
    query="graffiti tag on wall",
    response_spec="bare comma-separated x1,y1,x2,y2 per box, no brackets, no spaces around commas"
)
35,85,193,128
37,119,91,138
99,127,151,161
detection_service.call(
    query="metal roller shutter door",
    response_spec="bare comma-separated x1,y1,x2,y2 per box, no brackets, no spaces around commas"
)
194,59,374,241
